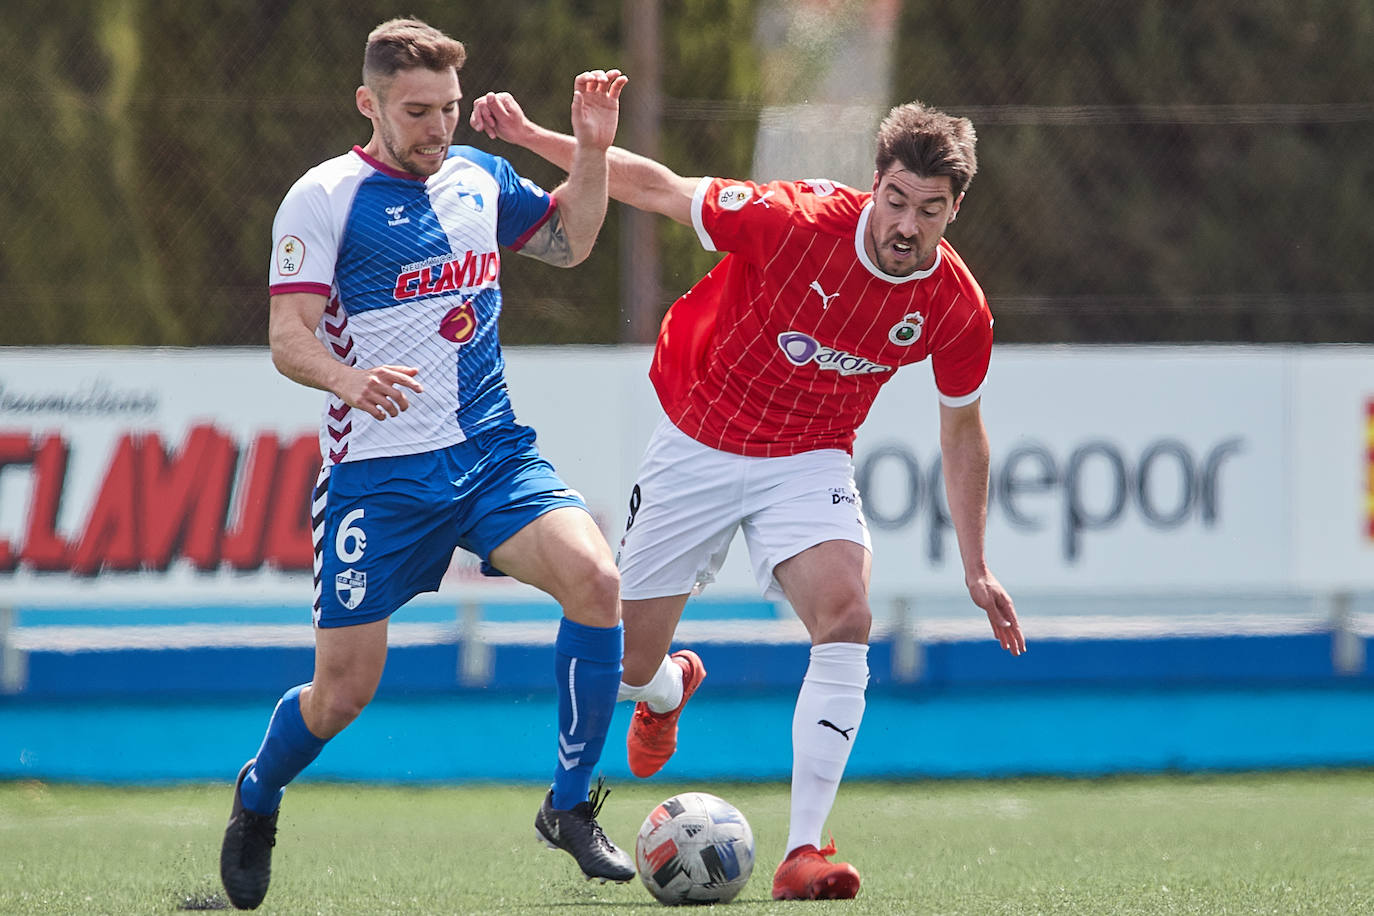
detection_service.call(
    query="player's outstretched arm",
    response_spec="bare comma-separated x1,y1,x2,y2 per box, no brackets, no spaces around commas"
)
269,292,423,421
938,400,1027,656
471,79,697,227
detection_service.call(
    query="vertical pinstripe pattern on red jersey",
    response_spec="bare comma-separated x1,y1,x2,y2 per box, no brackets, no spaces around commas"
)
758,240,862,455
686,225,805,454
717,226,821,456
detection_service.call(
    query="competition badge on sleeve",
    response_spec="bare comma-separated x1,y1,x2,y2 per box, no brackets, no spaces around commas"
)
276,235,304,276
717,185,753,211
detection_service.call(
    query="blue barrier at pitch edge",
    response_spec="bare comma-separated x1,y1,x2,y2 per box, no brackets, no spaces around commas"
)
9,632,1369,699
3,684,1373,783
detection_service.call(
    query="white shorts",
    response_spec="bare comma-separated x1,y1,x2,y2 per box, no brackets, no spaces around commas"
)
617,418,872,601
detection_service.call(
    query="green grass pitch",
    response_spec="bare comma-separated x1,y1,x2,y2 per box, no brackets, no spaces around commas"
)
1,772,1371,914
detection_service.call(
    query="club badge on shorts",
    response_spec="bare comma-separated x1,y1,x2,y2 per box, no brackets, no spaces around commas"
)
335,568,367,610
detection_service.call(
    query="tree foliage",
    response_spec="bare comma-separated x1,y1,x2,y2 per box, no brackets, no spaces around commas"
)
1,1,1370,345
892,0,1374,341
0,0,761,346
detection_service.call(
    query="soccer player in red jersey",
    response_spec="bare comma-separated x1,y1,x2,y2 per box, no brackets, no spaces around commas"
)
473,94,1026,900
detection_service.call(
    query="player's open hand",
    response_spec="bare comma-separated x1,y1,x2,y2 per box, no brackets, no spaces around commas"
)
967,569,1026,656
569,69,627,151
339,365,423,421
470,91,535,146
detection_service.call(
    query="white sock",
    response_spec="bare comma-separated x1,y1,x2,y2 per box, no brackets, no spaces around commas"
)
785,642,869,855
616,654,683,714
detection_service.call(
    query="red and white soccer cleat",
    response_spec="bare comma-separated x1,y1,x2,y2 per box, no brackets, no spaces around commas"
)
626,649,706,778
771,840,861,900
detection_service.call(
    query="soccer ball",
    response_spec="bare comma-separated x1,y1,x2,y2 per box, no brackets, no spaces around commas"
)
635,791,755,906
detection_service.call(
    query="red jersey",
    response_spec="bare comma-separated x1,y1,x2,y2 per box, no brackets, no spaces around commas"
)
650,177,993,457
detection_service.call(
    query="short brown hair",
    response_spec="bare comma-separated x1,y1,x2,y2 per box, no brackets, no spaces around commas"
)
363,18,466,86
875,102,978,198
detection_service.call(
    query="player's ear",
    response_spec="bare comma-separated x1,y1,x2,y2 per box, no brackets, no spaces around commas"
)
871,170,880,194
949,191,965,224
356,85,377,119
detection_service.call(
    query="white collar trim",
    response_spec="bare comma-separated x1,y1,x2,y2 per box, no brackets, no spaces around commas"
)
855,201,942,282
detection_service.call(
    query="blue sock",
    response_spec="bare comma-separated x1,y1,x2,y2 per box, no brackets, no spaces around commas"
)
240,684,327,815
550,618,623,810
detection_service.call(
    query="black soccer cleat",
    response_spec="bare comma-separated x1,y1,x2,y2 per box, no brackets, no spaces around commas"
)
219,759,279,910
534,776,635,883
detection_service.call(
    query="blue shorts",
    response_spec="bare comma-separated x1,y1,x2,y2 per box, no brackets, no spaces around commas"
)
313,422,587,628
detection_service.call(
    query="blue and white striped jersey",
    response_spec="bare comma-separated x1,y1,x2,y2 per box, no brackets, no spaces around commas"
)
269,144,554,465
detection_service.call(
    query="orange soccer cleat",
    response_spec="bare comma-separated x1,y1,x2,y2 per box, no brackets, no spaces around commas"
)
626,649,706,778
771,840,862,900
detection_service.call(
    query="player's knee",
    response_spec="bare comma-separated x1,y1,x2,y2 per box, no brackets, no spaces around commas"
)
307,683,374,738
584,561,623,625
561,559,621,627
812,594,872,645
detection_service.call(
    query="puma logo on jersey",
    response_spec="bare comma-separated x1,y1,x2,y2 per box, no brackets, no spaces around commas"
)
808,281,840,309
753,190,776,208
818,719,855,740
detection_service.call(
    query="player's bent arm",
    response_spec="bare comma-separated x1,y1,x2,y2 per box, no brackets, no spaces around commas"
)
516,208,578,268
268,292,348,393
268,292,422,420
509,69,622,268
533,142,609,268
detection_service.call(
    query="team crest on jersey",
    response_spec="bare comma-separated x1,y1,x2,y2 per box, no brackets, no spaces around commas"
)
888,312,924,346
802,179,836,197
439,298,478,344
455,184,485,212
717,185,753,210
777,331,893,376
276,235,304,276
335,568,366,610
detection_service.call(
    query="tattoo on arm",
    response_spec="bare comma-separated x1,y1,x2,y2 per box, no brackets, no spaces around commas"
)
517,209,575,266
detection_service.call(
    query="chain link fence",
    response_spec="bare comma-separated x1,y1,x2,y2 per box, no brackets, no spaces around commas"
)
2,0,1371,346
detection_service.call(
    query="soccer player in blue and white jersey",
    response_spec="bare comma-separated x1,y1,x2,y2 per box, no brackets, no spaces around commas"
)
218,19,631,909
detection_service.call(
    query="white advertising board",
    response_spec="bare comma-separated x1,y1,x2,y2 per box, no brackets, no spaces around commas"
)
1290,346,1374,591
1,345,1370,607
855,346,1293,596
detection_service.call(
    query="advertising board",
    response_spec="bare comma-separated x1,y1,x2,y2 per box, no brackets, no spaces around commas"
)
1,345,1370,607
